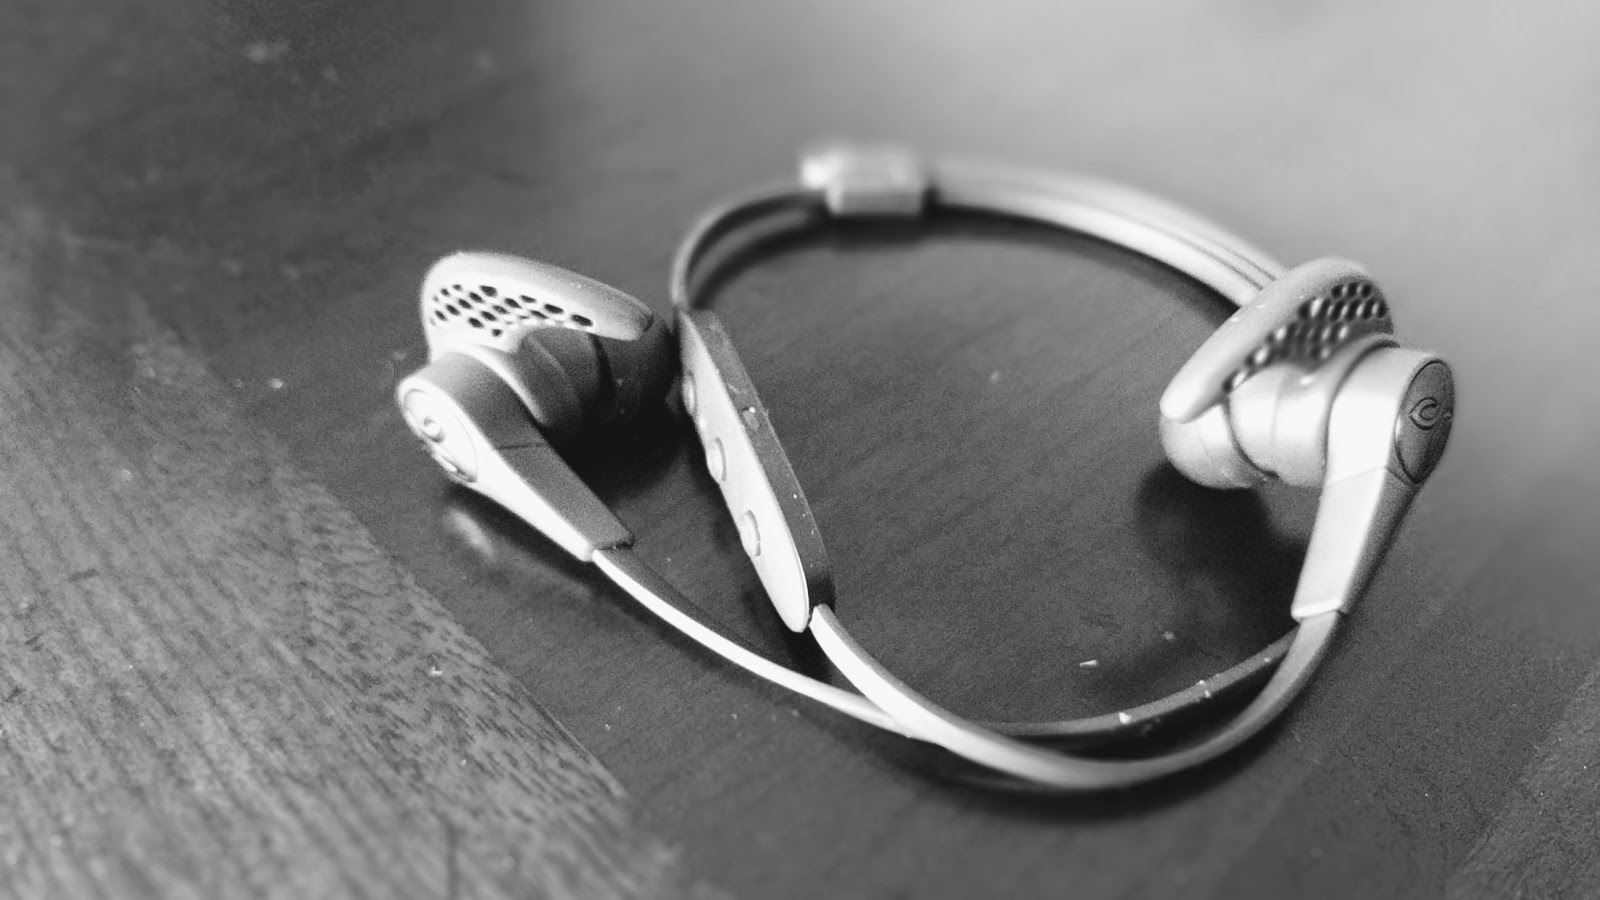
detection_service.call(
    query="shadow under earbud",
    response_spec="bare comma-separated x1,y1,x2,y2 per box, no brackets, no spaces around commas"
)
566,399,683,497
1134,463,1307,659
957,464,1310,763
847,467,1316,814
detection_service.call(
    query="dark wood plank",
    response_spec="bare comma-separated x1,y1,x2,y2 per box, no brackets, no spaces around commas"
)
0,239,702,896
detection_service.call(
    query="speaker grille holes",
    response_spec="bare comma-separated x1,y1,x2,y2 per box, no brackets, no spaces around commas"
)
1224,277,1394,394
423,278,607,344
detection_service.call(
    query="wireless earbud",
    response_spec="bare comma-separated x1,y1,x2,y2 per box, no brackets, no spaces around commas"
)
1160,261,1392,488
398,144,1456,792
412,251,671,441
1158,258,1454,617
398,253,672,559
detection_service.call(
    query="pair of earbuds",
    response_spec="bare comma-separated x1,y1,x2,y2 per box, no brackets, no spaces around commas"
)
397,144,1454,790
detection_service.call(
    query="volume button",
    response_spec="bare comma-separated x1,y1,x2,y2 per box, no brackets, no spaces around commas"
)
681,373,699,417
705,438,727,481
738,511,761,556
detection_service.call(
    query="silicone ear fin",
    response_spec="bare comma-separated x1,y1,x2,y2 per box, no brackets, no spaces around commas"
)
397,353,633,561
421,252,654,356
1161,258,1393,424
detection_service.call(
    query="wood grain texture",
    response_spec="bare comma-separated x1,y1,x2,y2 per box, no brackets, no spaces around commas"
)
6,0,1600,897
0,217,702,897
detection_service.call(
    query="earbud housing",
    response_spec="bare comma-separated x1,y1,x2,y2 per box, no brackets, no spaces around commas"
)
397,252,675,558
1158,258,1455,621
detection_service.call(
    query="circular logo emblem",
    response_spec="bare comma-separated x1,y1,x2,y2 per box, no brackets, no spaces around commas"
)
1394,361,1455,483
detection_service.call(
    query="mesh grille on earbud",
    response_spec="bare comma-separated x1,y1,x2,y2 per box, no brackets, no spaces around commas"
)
1224,278,1392,391
418,253,652,354
425,281,598,341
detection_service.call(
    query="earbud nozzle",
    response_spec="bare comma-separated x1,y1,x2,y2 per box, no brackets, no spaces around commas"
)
1160,405,1268,489
594,317,674,428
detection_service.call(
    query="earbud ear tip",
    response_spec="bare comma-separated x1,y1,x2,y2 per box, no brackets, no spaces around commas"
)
594,316,675,427
1160,407,1268,490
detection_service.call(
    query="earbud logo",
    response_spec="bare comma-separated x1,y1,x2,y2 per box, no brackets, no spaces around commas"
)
1408,396,1443,431
1394,362,1454,484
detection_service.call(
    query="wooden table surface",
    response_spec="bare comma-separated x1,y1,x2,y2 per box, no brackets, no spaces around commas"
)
5,2,1599,897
